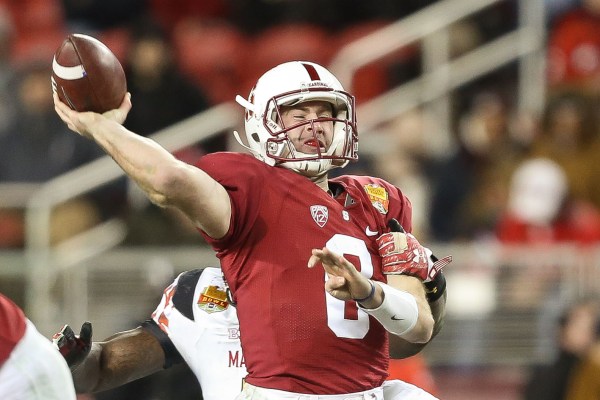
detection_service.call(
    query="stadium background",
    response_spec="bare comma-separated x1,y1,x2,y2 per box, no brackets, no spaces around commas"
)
1,0,600,398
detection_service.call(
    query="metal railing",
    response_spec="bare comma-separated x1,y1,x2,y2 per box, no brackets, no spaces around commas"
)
3,242,599,368
23,103,239,333
330,0,546,156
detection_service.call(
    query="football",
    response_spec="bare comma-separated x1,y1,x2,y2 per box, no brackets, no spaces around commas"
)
51,33,126,113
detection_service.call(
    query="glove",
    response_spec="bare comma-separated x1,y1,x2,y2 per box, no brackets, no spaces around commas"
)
376,219,452,282
52,322,92,370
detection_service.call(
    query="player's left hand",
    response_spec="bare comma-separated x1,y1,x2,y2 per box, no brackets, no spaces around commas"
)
376,229,452,282
52,322,93,370
308,247,373,301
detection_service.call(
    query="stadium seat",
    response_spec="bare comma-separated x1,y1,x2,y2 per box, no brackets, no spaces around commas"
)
8,0,66,65
98,27,131,65
149,0,230,34
172,17,248,104
243,23,330,94
14,0,64,35
11,29,66,65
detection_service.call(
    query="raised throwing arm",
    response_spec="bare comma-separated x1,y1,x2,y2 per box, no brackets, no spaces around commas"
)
53,93,231,239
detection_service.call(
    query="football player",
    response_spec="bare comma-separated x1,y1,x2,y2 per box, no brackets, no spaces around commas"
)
53,60,451,399
0,293,76,400
55,266,447,399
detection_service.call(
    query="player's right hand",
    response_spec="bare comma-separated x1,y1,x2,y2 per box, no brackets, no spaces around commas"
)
52,322,92,370
53,92,131,139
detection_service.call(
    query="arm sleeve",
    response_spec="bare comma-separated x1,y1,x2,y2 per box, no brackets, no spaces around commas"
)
140,319,183,369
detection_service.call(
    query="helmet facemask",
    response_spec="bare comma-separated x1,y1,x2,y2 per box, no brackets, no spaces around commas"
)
262,88,358,176
235,61,359,177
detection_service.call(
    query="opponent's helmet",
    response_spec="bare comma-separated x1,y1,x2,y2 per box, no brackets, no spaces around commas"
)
235,61,358,176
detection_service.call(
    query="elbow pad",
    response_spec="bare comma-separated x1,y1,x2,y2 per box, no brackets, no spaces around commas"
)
358,282,418,336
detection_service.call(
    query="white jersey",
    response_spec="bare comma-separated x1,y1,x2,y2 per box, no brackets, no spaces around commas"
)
0,320,76,400
147,267,438,400
148,267,246,400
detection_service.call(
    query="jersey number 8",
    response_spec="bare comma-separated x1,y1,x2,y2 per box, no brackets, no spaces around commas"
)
324,234,373,339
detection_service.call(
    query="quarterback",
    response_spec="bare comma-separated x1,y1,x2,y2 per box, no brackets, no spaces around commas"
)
54,60,450,399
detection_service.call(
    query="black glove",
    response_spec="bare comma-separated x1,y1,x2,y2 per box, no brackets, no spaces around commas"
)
52,322,92,370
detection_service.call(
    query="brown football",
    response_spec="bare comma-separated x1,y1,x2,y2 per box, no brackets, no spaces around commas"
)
51,33,126,113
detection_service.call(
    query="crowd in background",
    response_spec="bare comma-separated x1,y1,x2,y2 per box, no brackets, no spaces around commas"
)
1,0,600,399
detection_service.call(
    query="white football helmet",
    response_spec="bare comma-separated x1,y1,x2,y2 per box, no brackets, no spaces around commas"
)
235,61,358,176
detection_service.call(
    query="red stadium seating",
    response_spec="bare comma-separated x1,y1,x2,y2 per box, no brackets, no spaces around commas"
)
242,23,330,95
172,17,248,104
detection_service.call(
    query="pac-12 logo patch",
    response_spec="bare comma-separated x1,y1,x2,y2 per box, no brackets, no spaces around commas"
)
197,285,229,314
364,184,389,214
310,205,329,227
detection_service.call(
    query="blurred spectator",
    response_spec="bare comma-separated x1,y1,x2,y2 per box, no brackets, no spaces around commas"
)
546,0,600,95
428,92,526,241
227,0,438,35
123,16,211,138
0,62,104,247
565,319,600,399
0,5,15,135
61,0,147,32
544,0,580,26
529,92,600,210
522,299,599,400
0,63,101,181
497,158,600,245
121,16,218,246
496,158,600,368
148,0,229,33
372,108,439,238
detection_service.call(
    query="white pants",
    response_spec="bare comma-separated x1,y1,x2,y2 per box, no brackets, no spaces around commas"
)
236,381,438,400
235,382,384,400
0,320,76,400
382,380,439,400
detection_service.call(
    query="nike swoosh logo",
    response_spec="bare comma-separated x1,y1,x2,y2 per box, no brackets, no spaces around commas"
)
365,227,378,236
391,315,404,321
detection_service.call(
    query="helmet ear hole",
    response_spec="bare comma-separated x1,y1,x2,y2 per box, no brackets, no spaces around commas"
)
251,133,260,142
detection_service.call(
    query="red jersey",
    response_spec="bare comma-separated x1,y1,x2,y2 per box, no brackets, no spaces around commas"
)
547,8,600,85
497,201,600,245
196,152,413,394
0,293,26,365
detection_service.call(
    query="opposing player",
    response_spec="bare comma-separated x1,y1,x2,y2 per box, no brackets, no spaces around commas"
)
53,60,450,399
55,266,447,399
0,293,76,400
54,267,245,399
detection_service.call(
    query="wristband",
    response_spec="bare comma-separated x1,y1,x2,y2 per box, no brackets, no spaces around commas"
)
358,282,418,337
352,279,375,303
